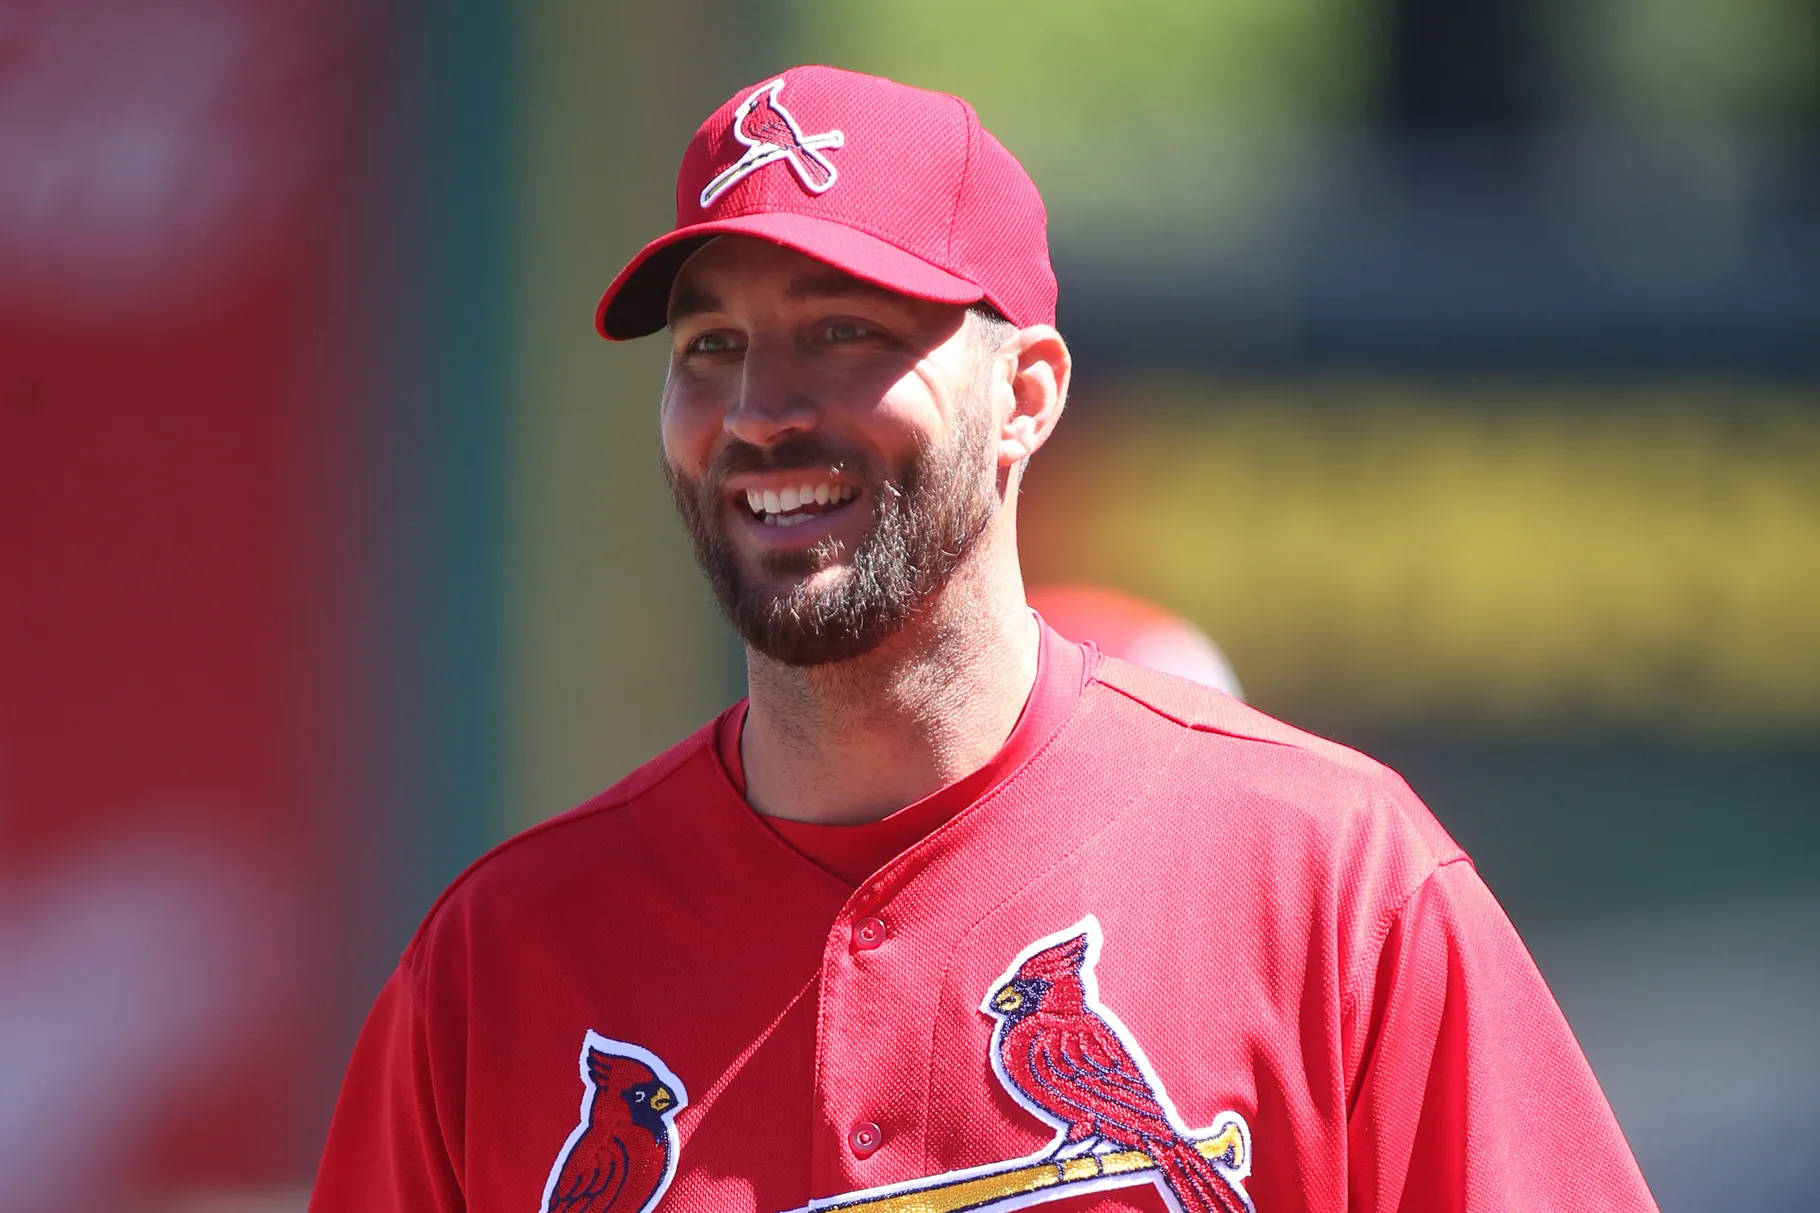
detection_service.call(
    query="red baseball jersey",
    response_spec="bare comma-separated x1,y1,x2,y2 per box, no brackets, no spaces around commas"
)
311,626,1656,1213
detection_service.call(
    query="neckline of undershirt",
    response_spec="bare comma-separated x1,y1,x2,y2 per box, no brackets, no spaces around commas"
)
714,615,1092,887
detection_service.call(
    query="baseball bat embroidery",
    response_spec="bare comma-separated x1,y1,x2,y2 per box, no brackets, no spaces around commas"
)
782,915,1255,1213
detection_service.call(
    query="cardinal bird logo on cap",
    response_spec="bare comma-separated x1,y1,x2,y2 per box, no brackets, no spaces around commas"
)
699,76,845,207
539,1031,688,1213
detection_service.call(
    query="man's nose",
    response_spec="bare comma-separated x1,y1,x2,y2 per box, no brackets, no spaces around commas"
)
723,342,818,448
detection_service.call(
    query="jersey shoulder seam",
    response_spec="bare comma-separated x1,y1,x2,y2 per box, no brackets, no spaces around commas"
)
1088,670,1470,856
400,725,714,973
1092,669,1391,770
1340,852,1477,1031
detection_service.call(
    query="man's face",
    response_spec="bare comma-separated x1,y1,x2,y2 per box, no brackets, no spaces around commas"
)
660,237,1003,666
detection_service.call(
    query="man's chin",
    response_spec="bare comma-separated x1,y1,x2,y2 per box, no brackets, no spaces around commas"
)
744,626,891,669
726,578,899,668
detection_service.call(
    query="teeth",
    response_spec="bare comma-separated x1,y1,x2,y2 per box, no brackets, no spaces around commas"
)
744,481,857,521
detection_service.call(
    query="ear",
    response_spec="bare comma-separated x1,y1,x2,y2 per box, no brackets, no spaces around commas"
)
995,325,1070,468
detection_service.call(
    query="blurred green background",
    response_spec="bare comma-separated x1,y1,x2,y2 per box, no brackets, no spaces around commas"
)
3,0,1815,1209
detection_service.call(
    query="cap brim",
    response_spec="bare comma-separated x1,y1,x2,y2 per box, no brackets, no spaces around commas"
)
595,212,988,340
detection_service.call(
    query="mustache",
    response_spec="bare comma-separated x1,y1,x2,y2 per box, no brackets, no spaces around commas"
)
701,434,872,491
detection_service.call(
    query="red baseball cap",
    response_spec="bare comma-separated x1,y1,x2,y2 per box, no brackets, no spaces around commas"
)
595,65,1056,341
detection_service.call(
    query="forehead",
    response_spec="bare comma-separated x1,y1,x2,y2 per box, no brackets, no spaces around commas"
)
667,236,921,321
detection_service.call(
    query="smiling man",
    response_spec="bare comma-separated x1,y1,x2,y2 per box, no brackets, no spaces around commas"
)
311,67,1656,1213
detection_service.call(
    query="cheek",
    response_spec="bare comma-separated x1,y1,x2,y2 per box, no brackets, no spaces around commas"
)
903,361,1000,473
659,382,721,472
869,359,955,441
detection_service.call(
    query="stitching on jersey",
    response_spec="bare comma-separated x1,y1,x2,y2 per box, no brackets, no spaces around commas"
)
920,727,1196,1156
387,961,469,1201
1339,853,1474,1107
798,706,1098,1184
401,729,713,970
1096,672,1384,771
810,927,835,1191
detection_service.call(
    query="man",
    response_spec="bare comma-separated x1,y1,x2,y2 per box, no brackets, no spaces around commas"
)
311,66,1656,1213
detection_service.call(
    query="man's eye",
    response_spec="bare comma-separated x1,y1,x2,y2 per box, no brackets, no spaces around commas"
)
685,331,737,355
823,321,873,343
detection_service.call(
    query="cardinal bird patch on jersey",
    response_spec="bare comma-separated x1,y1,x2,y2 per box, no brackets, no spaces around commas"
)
699,76,846,207
784,915,1255,1213
539,1031,688,1213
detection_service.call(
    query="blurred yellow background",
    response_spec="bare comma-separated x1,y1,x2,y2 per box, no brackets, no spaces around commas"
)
1025,388,1820,736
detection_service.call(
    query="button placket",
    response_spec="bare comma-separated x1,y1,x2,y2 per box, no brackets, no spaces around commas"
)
817,889,914,1188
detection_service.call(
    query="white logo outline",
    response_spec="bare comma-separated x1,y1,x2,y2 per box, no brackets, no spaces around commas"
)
698,76,845,208
779,915,1255,1213
538,1030,689,1213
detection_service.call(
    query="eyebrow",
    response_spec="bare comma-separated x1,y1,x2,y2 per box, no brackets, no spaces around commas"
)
667,271,908,328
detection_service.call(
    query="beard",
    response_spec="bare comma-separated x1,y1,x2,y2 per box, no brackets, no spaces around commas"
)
665,402,998,667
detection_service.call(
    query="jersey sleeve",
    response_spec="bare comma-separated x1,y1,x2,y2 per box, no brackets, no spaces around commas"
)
1344,857,1658,1212
309,963,465,1212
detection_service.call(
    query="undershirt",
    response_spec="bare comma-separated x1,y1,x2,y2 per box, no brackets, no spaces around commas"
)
714,616,1092,886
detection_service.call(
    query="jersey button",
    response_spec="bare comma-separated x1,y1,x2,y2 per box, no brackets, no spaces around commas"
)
849,1121,882,1158
852,917,887,951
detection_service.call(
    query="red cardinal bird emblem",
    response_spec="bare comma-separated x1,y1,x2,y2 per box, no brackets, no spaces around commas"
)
982,917,1255,1213
539,1031,688,1213
699,76,845,207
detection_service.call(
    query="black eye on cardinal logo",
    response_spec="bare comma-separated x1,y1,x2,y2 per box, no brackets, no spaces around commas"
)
987,975,1052,1023
622,1077,679,1136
